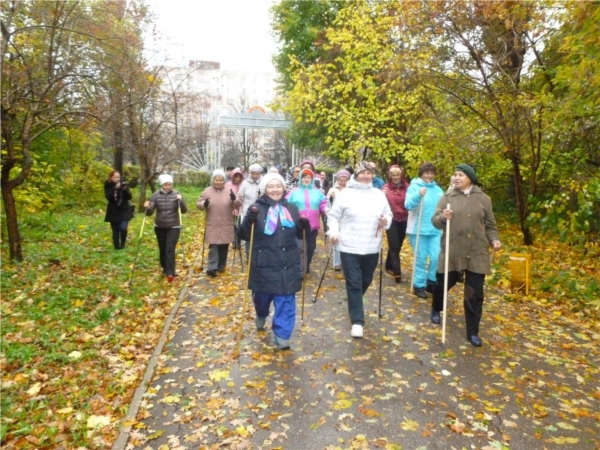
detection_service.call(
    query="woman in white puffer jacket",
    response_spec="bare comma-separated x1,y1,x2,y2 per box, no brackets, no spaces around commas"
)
327,162,392,339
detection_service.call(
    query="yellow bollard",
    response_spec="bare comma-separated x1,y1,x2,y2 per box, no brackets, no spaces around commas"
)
509,253,531,295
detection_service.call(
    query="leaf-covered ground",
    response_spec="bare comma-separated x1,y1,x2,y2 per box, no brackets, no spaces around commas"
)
1,186,203,448
1,203,599,449
121,237,600,450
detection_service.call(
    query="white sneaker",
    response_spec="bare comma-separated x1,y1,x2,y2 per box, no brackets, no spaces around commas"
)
351,324,363,338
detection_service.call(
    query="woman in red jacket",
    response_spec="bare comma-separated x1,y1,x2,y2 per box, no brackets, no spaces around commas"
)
382,165,410,283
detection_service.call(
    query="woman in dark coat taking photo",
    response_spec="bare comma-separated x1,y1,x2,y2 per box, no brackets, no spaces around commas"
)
237,173,308,350
104,169,133,249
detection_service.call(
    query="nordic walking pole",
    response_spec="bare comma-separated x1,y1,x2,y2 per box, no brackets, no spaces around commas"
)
442,203,451,344
301,228,307,320
312,255,330,304
236,216,244,271
199,211,207,272
128,209,148,288
178,201,186,268
378,247,383,318
410,195,425,293
236,209,257,360
312,241,330,304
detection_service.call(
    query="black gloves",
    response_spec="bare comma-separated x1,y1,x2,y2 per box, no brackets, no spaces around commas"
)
229,189,236,201
203,199,210,208
300,217,311,231
247,206,259,224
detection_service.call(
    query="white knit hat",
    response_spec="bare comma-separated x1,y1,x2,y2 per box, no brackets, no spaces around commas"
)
158,174,173,186
248,163,263,173
211,169,226,182
259,173,285,195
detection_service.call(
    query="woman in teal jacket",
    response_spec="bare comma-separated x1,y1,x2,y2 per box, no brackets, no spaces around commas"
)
405,162,444,298
285,168,327,274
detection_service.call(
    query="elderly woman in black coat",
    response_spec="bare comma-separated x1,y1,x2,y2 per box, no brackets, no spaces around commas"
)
237,173,309,350
104,170,133,249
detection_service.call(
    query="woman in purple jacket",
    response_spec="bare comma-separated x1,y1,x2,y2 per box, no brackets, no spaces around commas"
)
382,165,410,283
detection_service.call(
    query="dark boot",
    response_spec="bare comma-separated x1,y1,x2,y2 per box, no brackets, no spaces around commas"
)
112,230,121,249
120,230,128,249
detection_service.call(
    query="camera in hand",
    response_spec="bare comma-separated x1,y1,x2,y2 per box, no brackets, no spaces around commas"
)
120,179,128,188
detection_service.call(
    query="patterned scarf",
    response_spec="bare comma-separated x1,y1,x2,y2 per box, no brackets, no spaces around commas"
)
264,203,295,235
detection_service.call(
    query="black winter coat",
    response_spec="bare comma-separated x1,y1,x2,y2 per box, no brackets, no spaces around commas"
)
104,180,133,222
237,196,303,295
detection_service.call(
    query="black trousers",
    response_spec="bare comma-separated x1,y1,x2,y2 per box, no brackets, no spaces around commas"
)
110,221,129,249
340,252,380,325
385,220,407,276
154,227,180,276
297,229,318,273
432,270,486,338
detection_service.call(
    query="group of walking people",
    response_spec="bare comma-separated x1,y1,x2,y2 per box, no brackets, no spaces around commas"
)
104,160,501,349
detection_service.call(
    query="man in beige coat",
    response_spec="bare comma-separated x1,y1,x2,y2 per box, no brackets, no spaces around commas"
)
431,164,501,347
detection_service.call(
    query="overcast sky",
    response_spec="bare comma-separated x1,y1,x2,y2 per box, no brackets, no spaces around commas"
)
144,0,278,73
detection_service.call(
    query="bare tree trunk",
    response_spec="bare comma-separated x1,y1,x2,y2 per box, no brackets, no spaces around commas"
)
510,156,533,245
1,180,22,261
1,107,31,261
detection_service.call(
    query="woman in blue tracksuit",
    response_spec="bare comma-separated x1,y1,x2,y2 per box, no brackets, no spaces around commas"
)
285,168,327,275
237,173,308,350
405,162,444,298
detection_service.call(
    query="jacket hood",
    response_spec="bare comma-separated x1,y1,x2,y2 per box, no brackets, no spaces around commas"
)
299,168,315,188
230,168,244,183
411,177,438,188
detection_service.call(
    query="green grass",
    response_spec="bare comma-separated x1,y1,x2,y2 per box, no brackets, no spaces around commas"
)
1,185,204,447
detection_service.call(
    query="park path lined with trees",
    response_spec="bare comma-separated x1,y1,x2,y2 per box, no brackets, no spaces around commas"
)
2,0,600,448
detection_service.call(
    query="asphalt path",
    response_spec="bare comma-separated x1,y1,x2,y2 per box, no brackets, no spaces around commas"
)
114,242,600,450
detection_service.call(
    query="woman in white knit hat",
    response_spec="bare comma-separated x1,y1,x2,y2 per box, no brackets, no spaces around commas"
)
197,169,242,277
237,172,305,349
144,174,188,282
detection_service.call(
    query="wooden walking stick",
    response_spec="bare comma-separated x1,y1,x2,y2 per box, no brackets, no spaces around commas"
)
235,212,256,360
410,195,425,292
442,203,451,344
